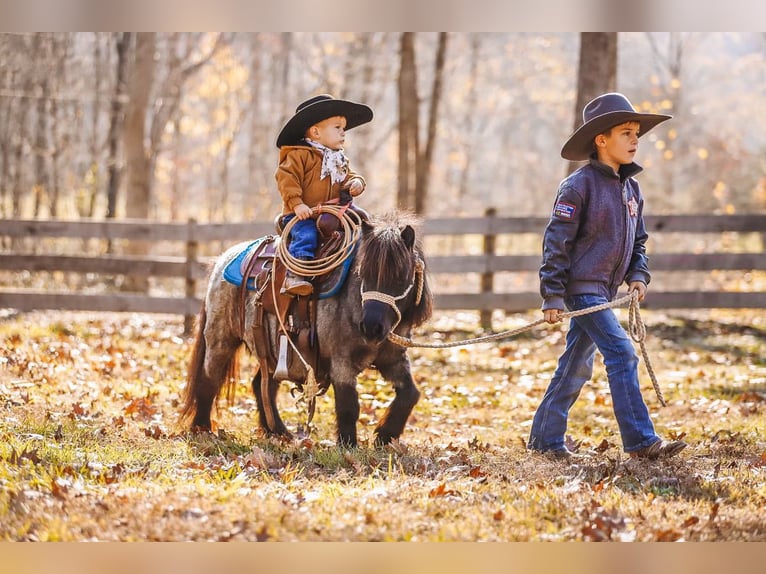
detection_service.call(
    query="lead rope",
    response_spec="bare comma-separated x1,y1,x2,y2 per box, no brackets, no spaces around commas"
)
627,295,666,406
388,291,666,406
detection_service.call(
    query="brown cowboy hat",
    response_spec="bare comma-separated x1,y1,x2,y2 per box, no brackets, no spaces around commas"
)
561,92,672,161
276,94,373,148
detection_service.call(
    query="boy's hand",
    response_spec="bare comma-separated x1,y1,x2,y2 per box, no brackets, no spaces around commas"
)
543,308,563,324
628,281,647,301
294,203,312,220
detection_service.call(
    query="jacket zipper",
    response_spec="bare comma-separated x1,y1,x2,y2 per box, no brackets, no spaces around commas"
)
608,181,628,293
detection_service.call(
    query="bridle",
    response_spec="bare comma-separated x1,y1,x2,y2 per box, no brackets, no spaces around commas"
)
360,257,425,333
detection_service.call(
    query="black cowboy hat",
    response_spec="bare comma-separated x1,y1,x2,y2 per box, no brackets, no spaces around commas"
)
561,92,672,161
276,94,373,148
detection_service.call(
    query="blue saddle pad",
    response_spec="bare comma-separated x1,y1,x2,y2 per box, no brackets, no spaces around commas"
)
223,238,264,291
222,237,354,299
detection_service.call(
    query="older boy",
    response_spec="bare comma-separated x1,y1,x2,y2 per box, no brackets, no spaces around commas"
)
528,92,687,461
275,94,373,296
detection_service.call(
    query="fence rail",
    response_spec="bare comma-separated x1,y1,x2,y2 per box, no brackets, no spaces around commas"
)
2,213,765,330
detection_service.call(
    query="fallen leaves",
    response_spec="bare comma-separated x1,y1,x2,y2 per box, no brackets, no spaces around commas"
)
1,309,764,541
580,499,634,541
429,482,461,498
747,452,766,468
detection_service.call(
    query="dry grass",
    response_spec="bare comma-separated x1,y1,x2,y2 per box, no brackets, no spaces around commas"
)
1,308,764,541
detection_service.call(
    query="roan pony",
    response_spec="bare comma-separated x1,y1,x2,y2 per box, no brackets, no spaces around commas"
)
181,211,432,446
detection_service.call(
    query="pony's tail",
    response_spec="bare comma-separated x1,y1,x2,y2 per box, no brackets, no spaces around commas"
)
180,302,208,424
180,301,241,427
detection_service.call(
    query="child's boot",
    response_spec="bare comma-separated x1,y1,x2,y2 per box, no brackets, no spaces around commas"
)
281,258,313,296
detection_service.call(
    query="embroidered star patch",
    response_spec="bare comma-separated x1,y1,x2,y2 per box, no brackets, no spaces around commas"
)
553,201,576,220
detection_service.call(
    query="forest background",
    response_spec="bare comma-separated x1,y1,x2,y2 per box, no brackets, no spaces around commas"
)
1,29,766,552
1,32,765,227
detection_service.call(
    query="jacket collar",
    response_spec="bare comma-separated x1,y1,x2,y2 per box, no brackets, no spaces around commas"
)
589,155,643,183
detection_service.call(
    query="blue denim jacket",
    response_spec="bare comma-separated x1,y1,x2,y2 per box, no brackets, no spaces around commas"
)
540,157,651,311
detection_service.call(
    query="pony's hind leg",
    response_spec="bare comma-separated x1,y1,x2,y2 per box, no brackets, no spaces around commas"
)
373,359,420,445
251,368,292,438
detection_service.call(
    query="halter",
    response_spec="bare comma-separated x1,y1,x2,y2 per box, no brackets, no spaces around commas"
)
360,257,424,333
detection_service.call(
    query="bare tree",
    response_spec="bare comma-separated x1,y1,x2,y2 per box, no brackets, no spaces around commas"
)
456,35,482,202
47,34,71,218
148,33,227,208
567,32,617,175
415,32,447,215
121,32,155,292
32,33,51,218
397,32,448,214
345,33,397,187
106,32,129,221
247,34,265,195
397,33,418,211
10,36,34,217
645,32,690,204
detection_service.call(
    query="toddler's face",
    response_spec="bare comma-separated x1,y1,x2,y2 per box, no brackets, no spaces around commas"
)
309,116,347,150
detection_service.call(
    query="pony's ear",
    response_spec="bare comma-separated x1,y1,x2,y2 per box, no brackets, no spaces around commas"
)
401,225,416,250
361,219,375,235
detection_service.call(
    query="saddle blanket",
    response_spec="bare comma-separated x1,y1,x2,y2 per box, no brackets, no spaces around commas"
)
222,237,354,299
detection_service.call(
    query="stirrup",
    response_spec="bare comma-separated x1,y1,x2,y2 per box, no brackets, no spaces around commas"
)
281,275,313,297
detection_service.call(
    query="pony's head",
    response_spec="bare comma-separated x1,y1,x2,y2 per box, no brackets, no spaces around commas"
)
357,211,432,344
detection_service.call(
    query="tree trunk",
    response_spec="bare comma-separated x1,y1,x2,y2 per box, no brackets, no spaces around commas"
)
277,33,293,129
106,33,129,221
397,32,418,211
458,35,481,202
414,32,447,215
33,74,49,218
567,32,617,175
47,34,71,219
11,37,34,218
122,32,156,292
85,32,103,218
247,33,262,195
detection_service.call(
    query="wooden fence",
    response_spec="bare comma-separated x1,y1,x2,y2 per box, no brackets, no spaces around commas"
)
1,213,765,331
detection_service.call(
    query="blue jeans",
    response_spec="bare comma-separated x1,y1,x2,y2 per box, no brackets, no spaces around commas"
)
283,215,318,259
527,294,659,453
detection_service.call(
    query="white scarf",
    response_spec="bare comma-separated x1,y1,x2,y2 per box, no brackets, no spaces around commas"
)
304,139,349,185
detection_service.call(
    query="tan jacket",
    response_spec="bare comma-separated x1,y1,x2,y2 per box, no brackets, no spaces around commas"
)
275,145,365,215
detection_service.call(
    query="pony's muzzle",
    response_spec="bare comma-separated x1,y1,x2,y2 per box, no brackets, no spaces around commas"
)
360,300,394,344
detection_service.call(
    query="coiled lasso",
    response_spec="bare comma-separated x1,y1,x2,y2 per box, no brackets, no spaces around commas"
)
275,203,363,278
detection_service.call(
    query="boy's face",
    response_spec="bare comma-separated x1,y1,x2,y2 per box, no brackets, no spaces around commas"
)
595,121,640,170
308,115,347,150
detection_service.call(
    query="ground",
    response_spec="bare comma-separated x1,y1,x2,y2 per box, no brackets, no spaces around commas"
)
0,307,764,541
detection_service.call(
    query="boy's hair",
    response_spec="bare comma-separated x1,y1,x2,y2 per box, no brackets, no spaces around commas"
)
592,120,641,151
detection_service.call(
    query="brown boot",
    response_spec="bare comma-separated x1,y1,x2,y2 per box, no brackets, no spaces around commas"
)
281,270,313,296
630,439,687,460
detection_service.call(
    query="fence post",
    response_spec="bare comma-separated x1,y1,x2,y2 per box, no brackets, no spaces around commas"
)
184,218,198,335
480,207,496,330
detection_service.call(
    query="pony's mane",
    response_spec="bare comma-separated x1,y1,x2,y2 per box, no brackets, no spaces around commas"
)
358,210,433,327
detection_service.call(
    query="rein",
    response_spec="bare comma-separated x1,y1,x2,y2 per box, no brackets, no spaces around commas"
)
387,292,666,407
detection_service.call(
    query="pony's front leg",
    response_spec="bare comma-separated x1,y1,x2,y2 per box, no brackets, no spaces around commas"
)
373,358,420,445
332,381,360,447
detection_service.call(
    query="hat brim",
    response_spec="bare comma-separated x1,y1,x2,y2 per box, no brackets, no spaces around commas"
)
561,111,672,161
276,99,373,148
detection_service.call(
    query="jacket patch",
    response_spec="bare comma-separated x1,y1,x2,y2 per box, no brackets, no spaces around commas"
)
553,201,576,220
628,197,638,217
